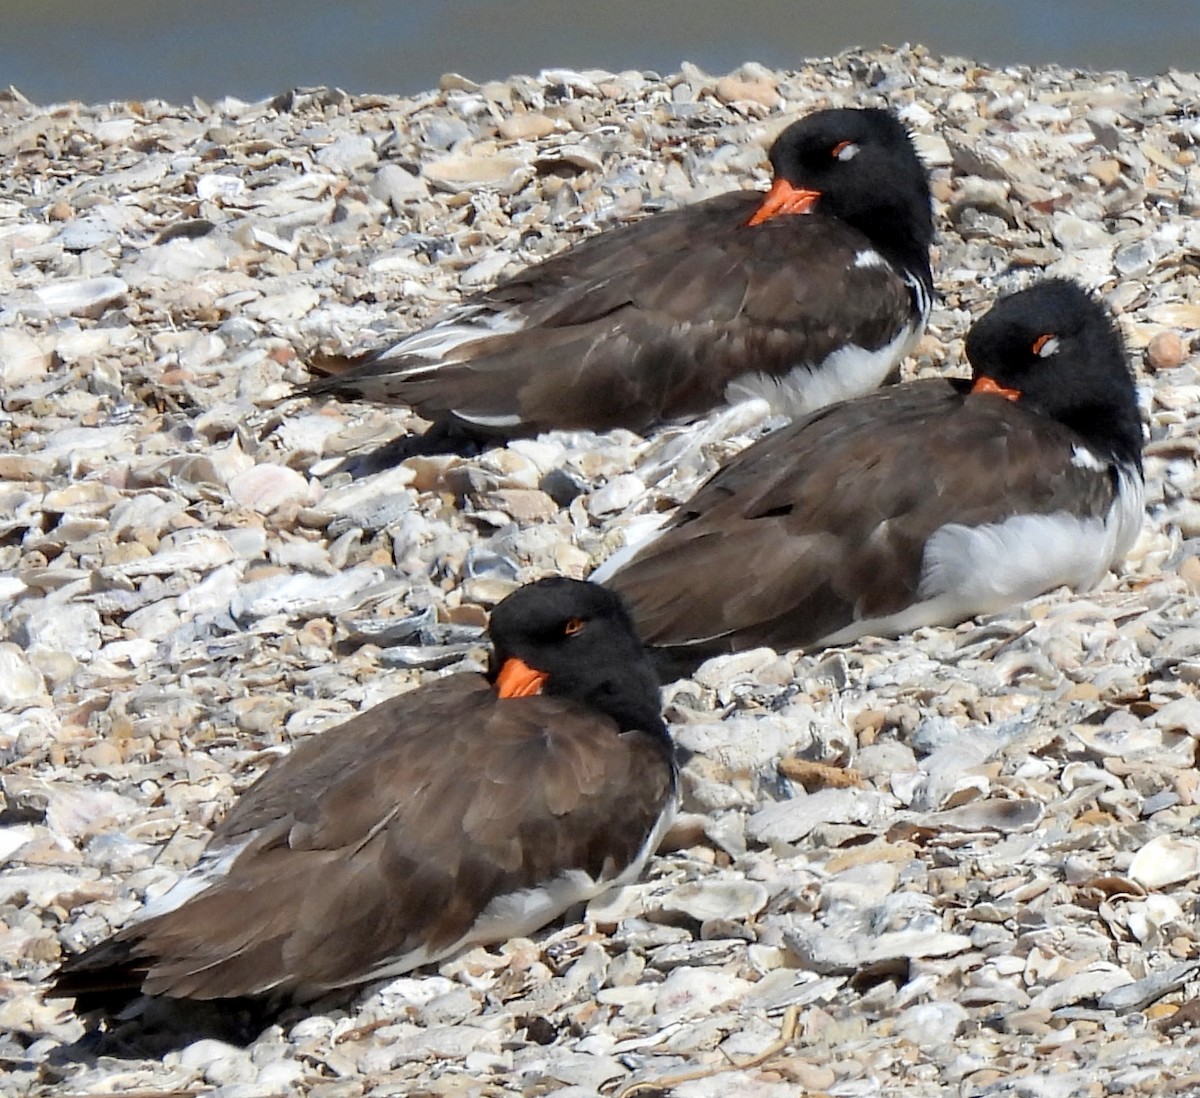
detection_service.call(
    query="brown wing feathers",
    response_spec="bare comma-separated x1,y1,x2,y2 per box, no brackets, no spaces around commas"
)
54,677,671,1002
306,192,919,432
607,380,1121,661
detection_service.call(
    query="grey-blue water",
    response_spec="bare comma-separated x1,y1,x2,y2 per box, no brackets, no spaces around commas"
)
2,0,1194,106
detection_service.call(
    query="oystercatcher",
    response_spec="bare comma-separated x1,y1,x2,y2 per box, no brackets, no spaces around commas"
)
303,107,933,441
49,579,675,1004
600,280,1145,675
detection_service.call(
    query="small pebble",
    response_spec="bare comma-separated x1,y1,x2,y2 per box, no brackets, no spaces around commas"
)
1146,330,1185,371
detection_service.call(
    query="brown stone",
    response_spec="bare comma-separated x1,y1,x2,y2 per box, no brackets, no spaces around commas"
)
778,756,862,791
1146,330,1185,371
714,75,781,109
1090,158,1122,186
499,112,557,141
1179,556,1200,595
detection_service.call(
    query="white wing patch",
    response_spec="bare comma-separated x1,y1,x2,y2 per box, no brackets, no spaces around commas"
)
136,837,252,921
372,304,526,376
818,464,1145,648
724,319,922,419
589,512,673,585
452,409,525,428
1071,444,1107,472
853,248,889,270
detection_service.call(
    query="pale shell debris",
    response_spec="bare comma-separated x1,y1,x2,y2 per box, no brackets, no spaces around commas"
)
2,47,1200,1098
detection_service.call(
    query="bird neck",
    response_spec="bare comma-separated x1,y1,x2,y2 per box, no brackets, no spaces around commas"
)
549,663,668,741
847,191,934,292
1060,399,1144,475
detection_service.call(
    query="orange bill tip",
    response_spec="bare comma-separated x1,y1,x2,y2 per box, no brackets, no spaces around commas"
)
746,179,821,227
971,376,1022,402
495,657,549,699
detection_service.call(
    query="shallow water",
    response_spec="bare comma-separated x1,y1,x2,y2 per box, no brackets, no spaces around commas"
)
1,0,1195,106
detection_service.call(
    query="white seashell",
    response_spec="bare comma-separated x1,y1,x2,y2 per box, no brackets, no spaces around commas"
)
0,330,50,385
586,882,650,925
819,862,900,913
177,1039,255,1085
1071,722,1176,761
315,134,378,174
91,118,137,145
1061,761,1122,792
23,604,102,660
195,173,246,201
372,1024,501,1068
786,926,973,974
132,234,238,281
228,464,313,514
0,868,101,908
911,131,953,167
49,325,136,363
31,276,127,318
0,824,35,863
586,473,645,517
498,112,557,141
542,1052,626,1090
106,529,237,579
122,599,183,643
424,154,534,195
746,787,866,846
1028,962,1133,1011
921,798,1043,833
247,224,296,256
1098,960,1200,1013
304,466,417,533
243,286,321,322
893,1001,969,1050
538,68,608,96
458,250,517,288
255,1059,307,1089
1149,696,1200,736
100,639,158,667
370,163,429,210
374,974,458,1008
57,217,118,252
659,879,768,924
535,144,605,173
0,644,45,703
9,778,140,842
230,567,390,622
741,969,845,1014
1129,836,1200,890
104,154,172,192
1125,894,1184,944
690,647,780,689
652,966,752,1023
674,718,801,790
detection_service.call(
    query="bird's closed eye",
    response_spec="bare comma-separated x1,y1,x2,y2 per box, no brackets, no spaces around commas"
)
1032,333,1059,358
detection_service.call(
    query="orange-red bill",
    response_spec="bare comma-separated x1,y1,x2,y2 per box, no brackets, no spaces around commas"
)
971,376,1022,402
746,179,821,226
495,657,549,699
